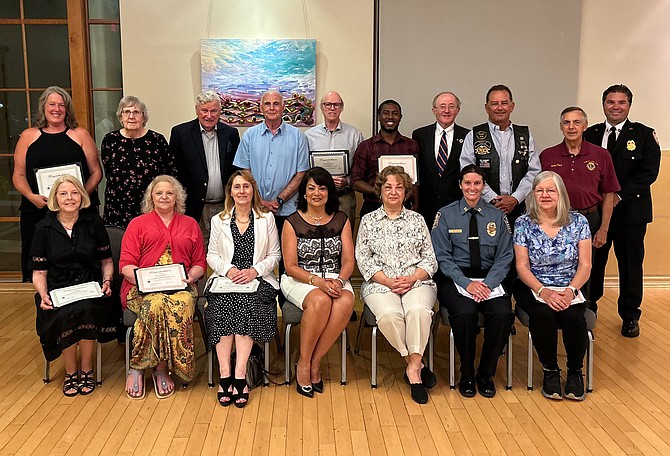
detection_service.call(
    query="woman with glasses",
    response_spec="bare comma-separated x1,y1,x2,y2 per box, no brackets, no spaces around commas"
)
102,96,176,228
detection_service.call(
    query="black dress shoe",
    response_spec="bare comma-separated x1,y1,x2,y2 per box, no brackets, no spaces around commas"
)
476,375,496,398
296,382,314,398
403,373,428,404
458,375,476,398
421,366,437,389
621,319,640,338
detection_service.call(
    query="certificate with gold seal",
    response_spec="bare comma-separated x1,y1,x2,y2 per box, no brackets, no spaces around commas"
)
35,163,84,198
378,155,418,183
49,281,103,308
309,150,349,176
134,263,188,294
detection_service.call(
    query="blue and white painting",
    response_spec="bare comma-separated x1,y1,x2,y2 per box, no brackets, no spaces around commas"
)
201,39,316,126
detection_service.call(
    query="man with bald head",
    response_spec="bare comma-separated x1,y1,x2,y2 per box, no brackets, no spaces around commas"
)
305,91,364,223
412,91,470,229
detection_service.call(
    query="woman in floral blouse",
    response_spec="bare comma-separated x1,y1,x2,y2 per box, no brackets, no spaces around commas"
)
102,95,176,228
355,166,437,404
514,171,591,401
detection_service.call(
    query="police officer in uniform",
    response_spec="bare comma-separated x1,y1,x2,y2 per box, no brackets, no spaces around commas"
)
460,84,540,228
583,85,661,338
432,164,513,398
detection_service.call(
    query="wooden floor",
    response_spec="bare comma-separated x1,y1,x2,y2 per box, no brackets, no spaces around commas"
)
1,289,670,455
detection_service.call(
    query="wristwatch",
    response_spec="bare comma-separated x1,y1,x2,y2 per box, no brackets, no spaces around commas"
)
276,196,284,207
568,286,578,298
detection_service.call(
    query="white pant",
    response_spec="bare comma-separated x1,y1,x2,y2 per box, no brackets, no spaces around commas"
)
364,285,436,357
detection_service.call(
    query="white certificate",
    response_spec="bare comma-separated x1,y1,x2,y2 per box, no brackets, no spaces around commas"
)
377,155,418,183
208,276,260,294
532,286,586,305
134,263,188,294
49,281,103,308
455,278,506,300
309,150,349,176
35,163,84,198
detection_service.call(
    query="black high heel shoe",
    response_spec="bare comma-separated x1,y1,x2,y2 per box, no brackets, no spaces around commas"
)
311,379,324,394
232,378,249,408
296,381,314,398
218,376,233,407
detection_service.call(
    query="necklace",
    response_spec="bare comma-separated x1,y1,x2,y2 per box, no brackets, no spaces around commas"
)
307,211,324,226
58,216,77,230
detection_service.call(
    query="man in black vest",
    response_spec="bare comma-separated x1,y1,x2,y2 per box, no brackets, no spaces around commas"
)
412,91,470,229
460,84,540,227
583,84,661,338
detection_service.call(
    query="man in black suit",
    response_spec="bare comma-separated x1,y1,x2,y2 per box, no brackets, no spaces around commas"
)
412,91,470,229
169,91,240,244
583,84,661,338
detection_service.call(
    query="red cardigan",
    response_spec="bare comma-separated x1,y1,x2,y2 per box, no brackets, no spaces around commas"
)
119,211,206,308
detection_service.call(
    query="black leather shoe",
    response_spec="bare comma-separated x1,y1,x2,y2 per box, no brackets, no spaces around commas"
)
403,373,428,403
312,379,324,394
476,375,496,398
621,320,640,338
421,366,437,389
458,375,476,398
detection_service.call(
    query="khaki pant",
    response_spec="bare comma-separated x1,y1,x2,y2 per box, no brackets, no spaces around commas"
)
199,202,225,247
338,192,357,227
364,285,436,357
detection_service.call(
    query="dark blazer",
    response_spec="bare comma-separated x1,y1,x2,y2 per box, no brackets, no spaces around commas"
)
413,122,470,228
169,119,240,221
584,120,660,225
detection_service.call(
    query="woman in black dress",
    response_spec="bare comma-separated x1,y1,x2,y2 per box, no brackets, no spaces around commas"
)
30,175,117,396
204,170,280,407
101,95,175,228
13,86,102,281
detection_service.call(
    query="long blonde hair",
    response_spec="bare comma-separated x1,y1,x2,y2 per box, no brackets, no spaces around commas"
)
220,170,267,220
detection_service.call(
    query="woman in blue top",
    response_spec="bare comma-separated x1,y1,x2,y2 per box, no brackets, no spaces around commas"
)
514,171,591,401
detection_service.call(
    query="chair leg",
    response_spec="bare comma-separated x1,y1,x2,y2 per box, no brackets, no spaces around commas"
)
285,323,292,385
275,327,284,353
43,358,50,384
354,316,365,354
505,333,513,390
208,350,214,388
586,330,594,393
96,341,102,385
340,329,347,385
264,342,270,387
428,321,435,372
527,330,534,391
371,326,377,388
449,328,455,389
125,326,132,378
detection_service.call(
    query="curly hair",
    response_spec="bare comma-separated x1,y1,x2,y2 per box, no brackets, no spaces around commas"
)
141,175,187,214
375,166,413,201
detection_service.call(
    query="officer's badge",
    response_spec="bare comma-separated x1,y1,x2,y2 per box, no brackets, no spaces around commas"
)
432,212,441,230
626,140,636,151
585,161,596,171
486,222,497,237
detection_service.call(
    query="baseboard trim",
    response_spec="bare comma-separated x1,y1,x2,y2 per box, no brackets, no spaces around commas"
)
604,276,670,288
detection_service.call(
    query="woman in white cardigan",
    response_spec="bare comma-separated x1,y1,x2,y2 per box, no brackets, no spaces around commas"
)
204,170,280,408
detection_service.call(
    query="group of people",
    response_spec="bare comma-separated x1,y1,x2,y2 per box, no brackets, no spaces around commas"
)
13,82,659,406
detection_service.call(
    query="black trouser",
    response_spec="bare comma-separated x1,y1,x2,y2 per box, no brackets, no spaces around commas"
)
20,207,48,282
275,215,287,307
581,208,602,307
436,274,512,378
589,221,647,322
515,284,588,372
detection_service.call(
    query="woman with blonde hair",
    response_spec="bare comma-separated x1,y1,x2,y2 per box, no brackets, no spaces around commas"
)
204,170,280,407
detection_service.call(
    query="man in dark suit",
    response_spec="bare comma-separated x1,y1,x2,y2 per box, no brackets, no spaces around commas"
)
412,91,470,229
583,84,661,338
169,91,240,244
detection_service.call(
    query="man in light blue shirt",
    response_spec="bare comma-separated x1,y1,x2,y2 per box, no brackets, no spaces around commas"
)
234,90,309,306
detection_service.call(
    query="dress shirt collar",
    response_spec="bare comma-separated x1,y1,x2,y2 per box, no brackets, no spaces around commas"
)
435,123,454,136
199,123,218,135
261,120,284,136
487,120,513,133
605,119,626,133
370,205,408,221
322,121,342,133
459,198,485,216
559,140,589,157
372,132,406,144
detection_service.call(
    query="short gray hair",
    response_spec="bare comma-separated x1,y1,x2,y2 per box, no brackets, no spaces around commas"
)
196,90,221,108
116,95,149,126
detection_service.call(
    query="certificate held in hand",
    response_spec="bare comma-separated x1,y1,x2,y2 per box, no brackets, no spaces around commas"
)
134,263,188,294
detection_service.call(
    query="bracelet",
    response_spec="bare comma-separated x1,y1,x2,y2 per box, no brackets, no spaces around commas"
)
336,277,346,287
308,274,317,286
537,286,545,297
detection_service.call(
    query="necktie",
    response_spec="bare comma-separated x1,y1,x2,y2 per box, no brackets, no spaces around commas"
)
607,126,617,152
468,208,481,270
437,130,448,177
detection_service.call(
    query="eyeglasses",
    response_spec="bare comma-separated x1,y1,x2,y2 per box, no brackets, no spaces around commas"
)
121,109,143,117
534,188,557,195
434,104,459,111
322,102,343,109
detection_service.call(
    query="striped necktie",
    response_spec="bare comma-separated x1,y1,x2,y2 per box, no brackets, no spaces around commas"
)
437,130,448,177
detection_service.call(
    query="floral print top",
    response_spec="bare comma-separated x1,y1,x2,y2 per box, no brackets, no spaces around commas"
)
355,206,437,298
513,212,591,287
101,129,176,228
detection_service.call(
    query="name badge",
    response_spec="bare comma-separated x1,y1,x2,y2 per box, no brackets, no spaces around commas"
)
448,229,463,233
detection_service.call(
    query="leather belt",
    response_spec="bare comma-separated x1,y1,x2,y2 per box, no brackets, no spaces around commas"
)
574,204,599,215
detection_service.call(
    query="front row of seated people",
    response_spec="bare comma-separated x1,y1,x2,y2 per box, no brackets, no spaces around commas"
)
32,166,591,404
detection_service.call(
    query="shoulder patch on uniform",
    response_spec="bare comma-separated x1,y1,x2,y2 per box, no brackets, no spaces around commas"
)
503,215,512,233
432,211,441,230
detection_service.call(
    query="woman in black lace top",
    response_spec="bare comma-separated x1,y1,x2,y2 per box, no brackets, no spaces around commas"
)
281,167,355,397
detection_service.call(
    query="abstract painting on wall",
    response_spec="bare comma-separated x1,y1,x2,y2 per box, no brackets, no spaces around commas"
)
201,39,316,126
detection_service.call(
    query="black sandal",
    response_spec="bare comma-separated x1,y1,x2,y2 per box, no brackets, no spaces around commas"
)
218,376,233,407
232,378,249,408
63,372,79,397
79,369,96,395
